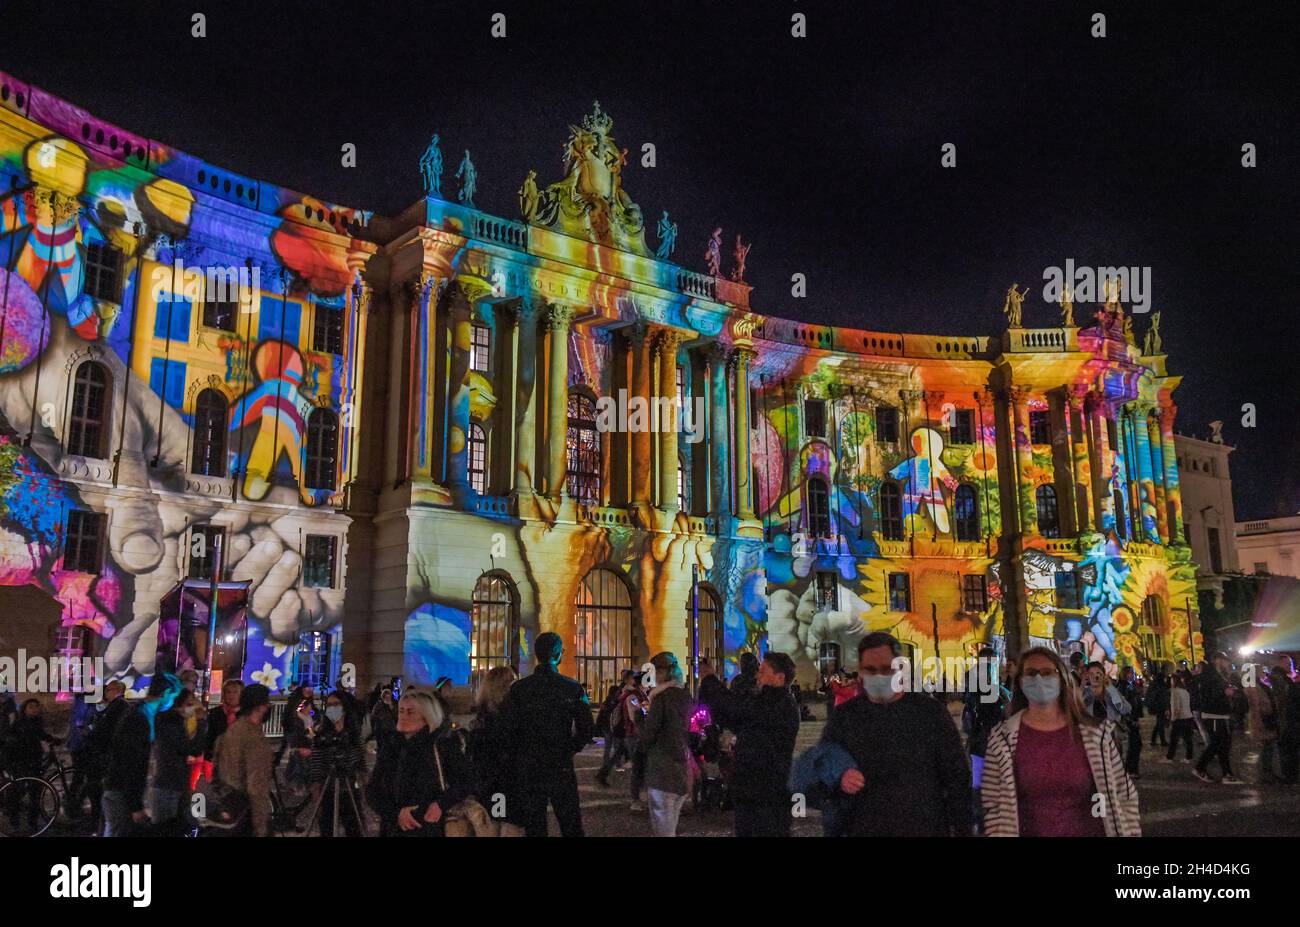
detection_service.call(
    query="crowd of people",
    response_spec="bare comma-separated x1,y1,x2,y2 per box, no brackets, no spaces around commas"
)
3,632,1297,838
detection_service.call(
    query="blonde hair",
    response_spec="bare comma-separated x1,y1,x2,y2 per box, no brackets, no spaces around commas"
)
475,666,517,714
401,690,445,732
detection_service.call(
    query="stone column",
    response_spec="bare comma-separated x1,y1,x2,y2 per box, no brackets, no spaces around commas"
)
1158,401,1185,544
730,348,757,521
1049,389,1078,536
1010,387,1037,537
708,342,731,520
445,295,474,494
403,273,437,483
543,304,574,499
1067,387,1093,533
1146,409,1169,544
1119,406,1143,541
628,323,654,507
656,329,685,512
1086,391,1115,533
511,298,540,495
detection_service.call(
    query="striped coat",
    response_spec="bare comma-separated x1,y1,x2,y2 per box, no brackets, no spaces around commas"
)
981,710,1140,837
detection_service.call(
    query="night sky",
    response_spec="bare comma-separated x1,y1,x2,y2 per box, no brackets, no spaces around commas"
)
8,0,1297,518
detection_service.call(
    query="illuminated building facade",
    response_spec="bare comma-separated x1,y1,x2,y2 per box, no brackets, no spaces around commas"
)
0,72,1200,701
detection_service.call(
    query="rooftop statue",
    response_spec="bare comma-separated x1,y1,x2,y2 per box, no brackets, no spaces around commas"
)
731,235,752,283
1002,283,1028,327
419,134,443,197
1146,310,1163,354
518,169,540,221
704,227,723,277
655,210,678,260
520,102,650,255
455,150,477,208
1060,287,1075,327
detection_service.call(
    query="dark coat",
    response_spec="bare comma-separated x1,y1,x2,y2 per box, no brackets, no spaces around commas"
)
712,683,800,804
498,665,593,775
151,709,206,791
367,727,474,836
466,708,520,822
3,714,55,777
640,686,693,795
823,693,971,837
104,705,153,812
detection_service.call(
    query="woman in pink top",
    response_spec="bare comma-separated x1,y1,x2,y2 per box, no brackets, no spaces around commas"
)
981,647,1140,837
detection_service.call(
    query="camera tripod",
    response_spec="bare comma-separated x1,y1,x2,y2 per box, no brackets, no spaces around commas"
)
301,762,367,837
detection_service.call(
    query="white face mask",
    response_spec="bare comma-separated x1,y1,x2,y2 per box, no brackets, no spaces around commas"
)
325,705,345,723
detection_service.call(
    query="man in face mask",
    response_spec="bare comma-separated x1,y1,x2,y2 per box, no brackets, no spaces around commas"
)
817,632,971,837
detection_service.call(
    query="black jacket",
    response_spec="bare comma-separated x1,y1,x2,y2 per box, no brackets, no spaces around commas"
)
1196,668,1234,716
499,665,594,774
367,727,474,836
104,705,153,812
3,714,56,776
823,693,971,837
87,696,130,767
467,708,519,821
712,683,800,804
151,709,206,791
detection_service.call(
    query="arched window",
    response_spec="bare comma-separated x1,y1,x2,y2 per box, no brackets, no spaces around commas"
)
470,573,517,695
67,361,110,459
468,422,487,495
565,393,601,504
807,476,831,538
687,585,724,671
192,388,229,477
304,408,339,491
1036,485,1060,538
954,483,980,541
878,481,903,540
574,568,635,701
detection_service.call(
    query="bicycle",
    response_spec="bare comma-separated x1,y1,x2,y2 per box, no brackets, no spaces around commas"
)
0,765,60,837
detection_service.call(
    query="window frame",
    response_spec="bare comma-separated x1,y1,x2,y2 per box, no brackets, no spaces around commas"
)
303,534,339,589
876,405,899,444
1036,484,1061,538
468,421,488,495
887,572,912,612
949,408,976,445
191,388,229,477
67,361,110,459
878,481,904,540
83,241,123,302
304,408,340,492
565,392,602,505
960,574,988,613
63,509,106,574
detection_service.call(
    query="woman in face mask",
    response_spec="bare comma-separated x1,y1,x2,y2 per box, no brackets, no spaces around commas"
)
305,692,367,836
980,647,1140,837
148,686,206,836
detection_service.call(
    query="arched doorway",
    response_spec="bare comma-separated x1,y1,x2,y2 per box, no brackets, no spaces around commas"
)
470,572,518,696
686,584,724,676
574,568,635,702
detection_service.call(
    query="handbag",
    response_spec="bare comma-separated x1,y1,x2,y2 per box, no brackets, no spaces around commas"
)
203,776,250,831
431,740,497,837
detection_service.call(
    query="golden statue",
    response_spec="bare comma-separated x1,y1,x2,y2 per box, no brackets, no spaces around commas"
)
1060,287,1075,327
518,169,539,221
1003,283,1028,327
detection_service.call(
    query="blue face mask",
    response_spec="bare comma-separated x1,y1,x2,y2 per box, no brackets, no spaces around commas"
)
1021,674,1061,706
325,706,345,723
861,674,897,702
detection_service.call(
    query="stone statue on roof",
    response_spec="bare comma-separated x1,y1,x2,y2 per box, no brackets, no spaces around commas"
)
655,210,678,260
419,134,443,196
704,228,723,277
519,169,540,221
1003,283,1028,327
455,150,477,208
731,235,752,283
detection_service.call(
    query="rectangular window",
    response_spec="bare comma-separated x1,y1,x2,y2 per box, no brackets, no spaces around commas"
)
148,358,187,411
1029,409,1052,445
1253,562,1268,574
470,322,491,373
1207,527,1224,574
295,631,332,690
950,408,976,445
152,295,192,343
805,398,826,438
313,301,345,355
876,405,899,444
63,510,105,574
187,525,226,581
303,534,338,589
84,242,122,302
1054,570,1082,609
258,295,301,344
961,574,988,613
815,571,838,611
201,271,239,332
887,572,911,612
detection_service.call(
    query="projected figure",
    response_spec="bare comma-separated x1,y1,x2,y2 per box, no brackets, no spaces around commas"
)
229,341,313,502
889,427,956,535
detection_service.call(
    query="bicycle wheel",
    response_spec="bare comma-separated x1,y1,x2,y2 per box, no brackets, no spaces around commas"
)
0,777,60,837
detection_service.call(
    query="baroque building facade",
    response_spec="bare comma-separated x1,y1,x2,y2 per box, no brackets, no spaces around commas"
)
0,72,1200,701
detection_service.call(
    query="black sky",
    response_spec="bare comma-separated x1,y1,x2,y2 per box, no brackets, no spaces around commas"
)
7,0,1297,518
